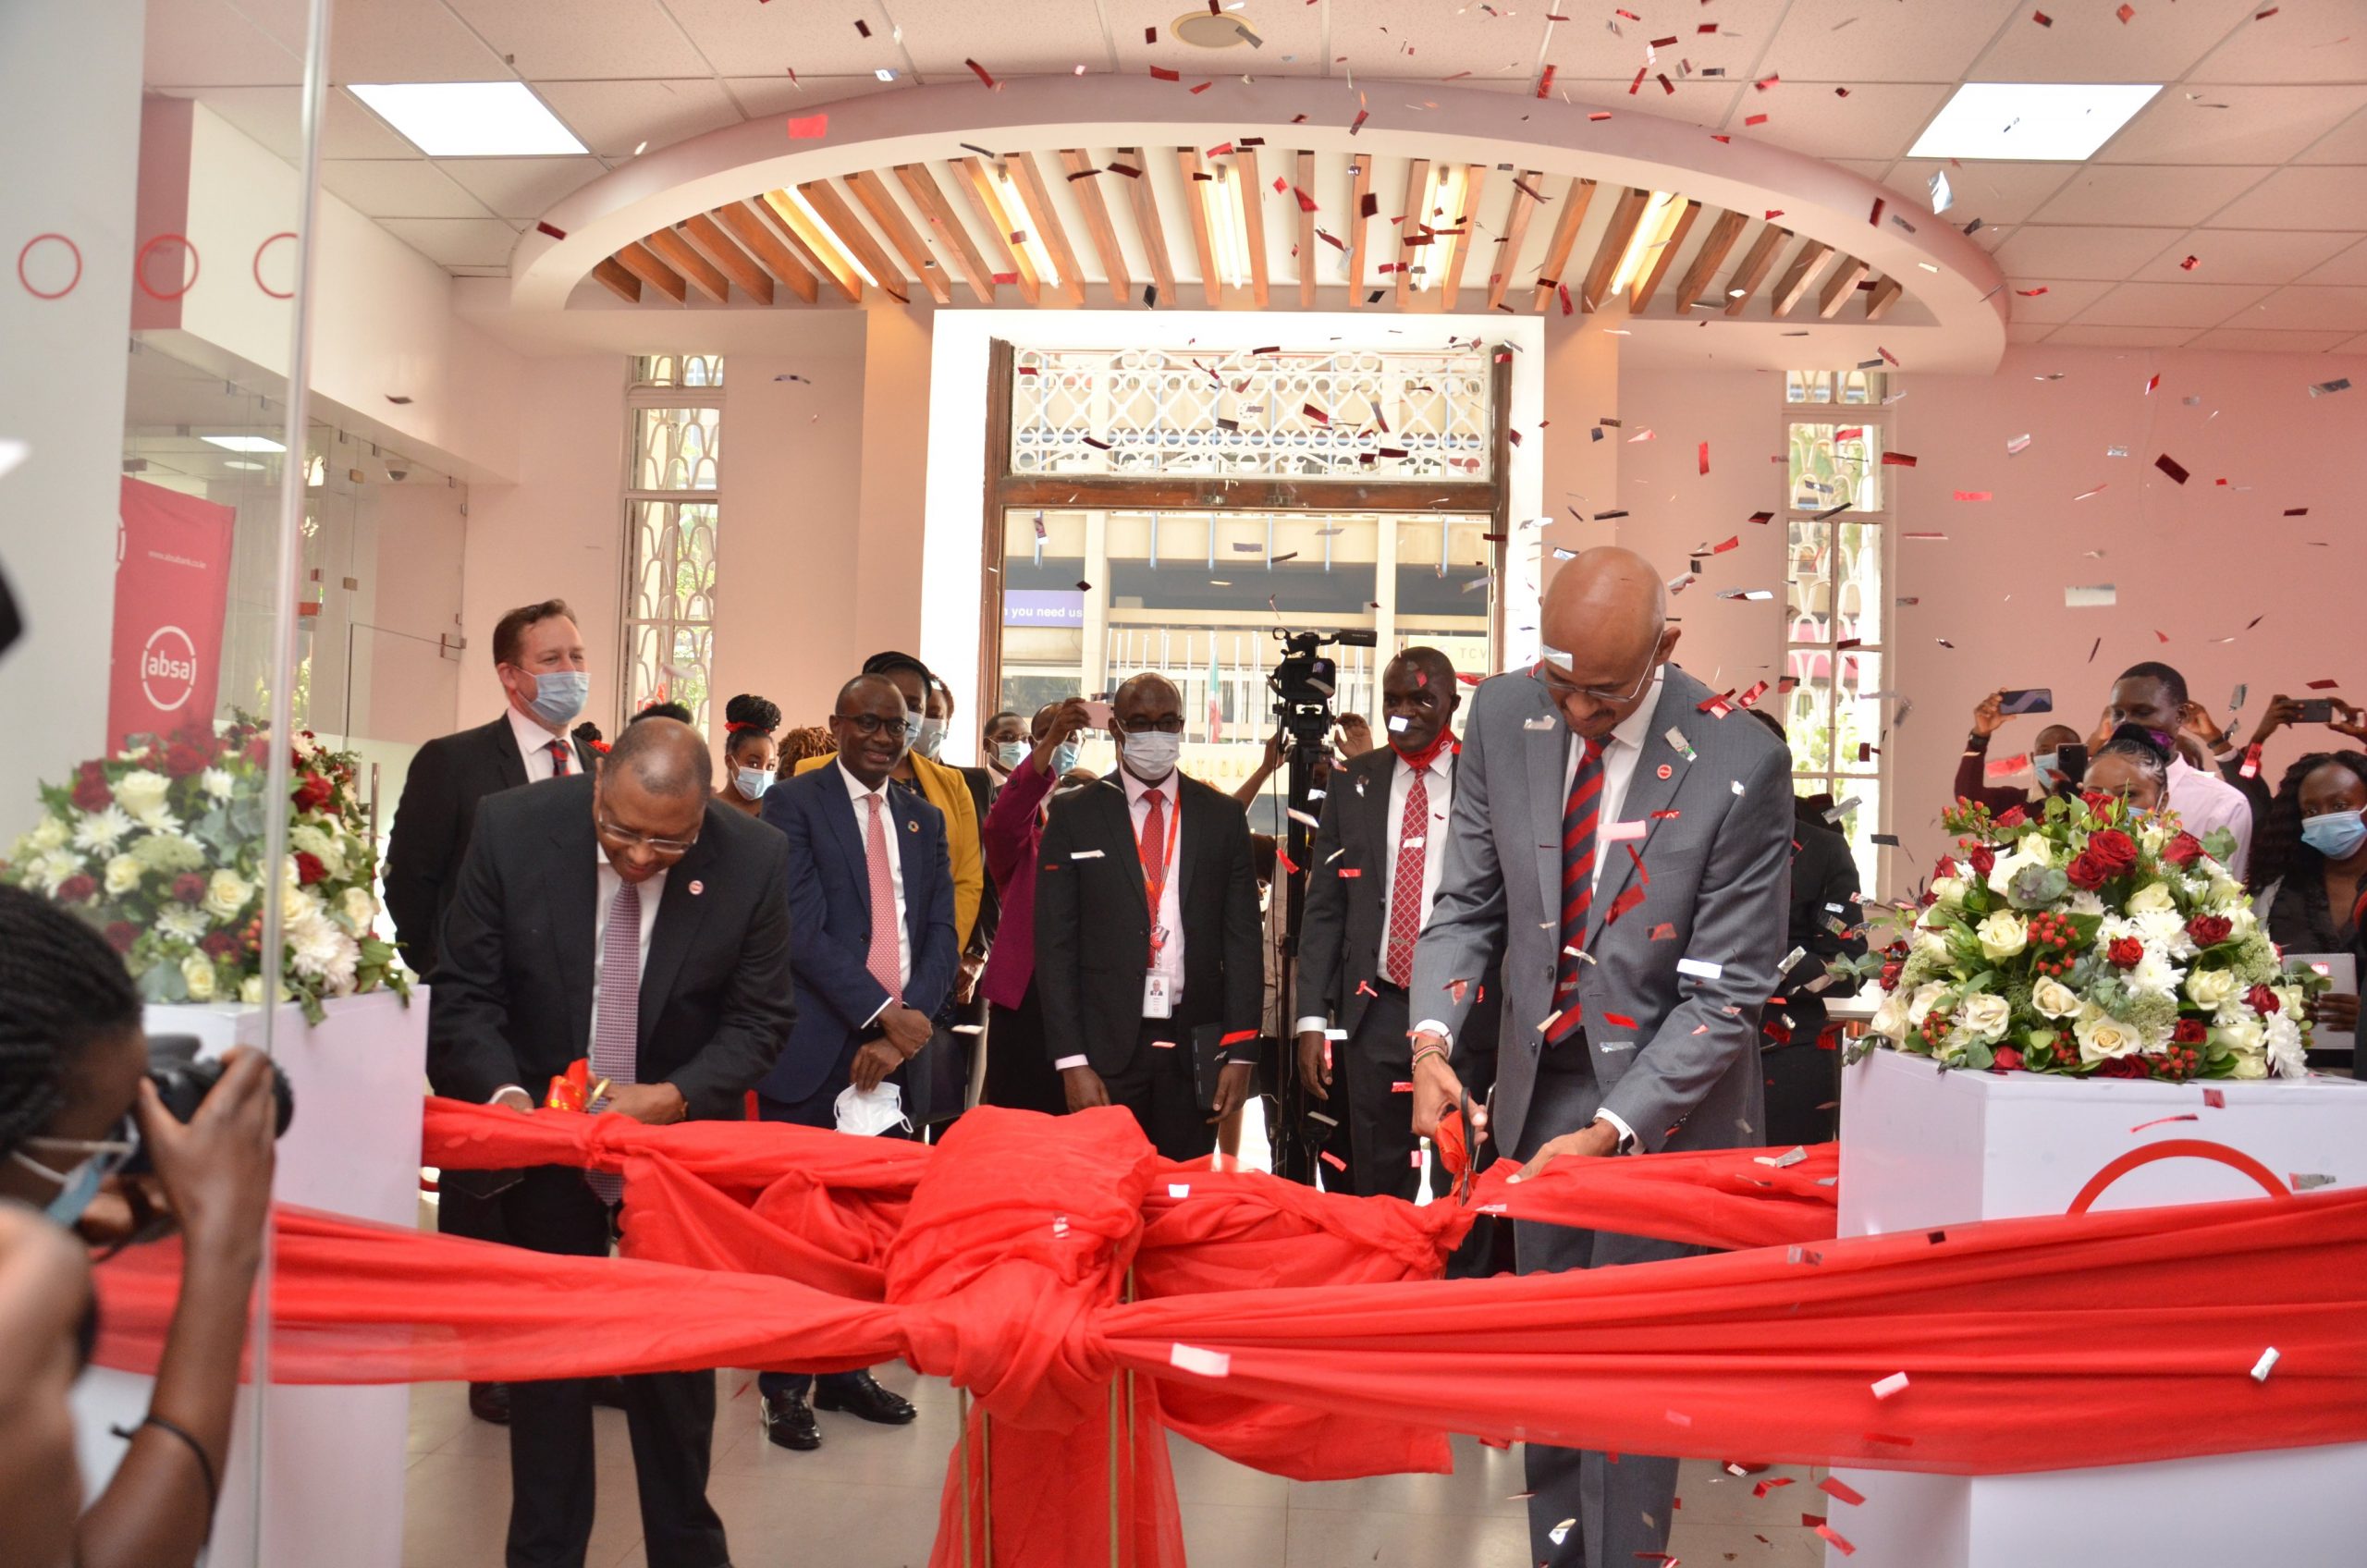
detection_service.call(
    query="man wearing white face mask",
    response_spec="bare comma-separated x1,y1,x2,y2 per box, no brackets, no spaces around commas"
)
1035,674,1263,1159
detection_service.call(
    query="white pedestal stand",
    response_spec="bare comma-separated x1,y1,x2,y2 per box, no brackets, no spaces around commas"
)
1828,1047,2367,1567
74,988,426,1568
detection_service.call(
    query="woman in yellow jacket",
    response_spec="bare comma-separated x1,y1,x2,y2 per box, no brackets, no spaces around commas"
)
792,651,983,952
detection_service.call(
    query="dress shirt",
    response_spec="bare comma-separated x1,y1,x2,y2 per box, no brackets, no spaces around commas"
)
507,704,575,781
2165,756,2254,880
489,849,664,1106
840,758,912,1023
1294,747,1456,1035
1055,766,1185,1074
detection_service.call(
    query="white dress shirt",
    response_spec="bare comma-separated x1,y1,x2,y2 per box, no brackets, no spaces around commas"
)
508,704,576,781
1295,747,1456,1035
1054,766,1185,1074
489,849,663,1106
839,759,912,1022
2166,756,2254,880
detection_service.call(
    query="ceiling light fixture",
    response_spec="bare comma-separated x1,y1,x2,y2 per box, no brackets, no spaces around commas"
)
1907,81,2160,162
223,459,265,471
200,435,287,453
991,167,1061,288
783,188,878,287
1608,191,1682,301
348,81,586,157
1416,164,1468,294
1174,7,1253,46
1206,165,1250,291
874,67,899,82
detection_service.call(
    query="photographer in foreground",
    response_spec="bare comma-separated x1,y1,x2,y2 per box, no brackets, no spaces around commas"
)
0,884,276,1568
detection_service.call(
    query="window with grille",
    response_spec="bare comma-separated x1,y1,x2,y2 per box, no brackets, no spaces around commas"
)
621,355,723,732
1780,368,1892,893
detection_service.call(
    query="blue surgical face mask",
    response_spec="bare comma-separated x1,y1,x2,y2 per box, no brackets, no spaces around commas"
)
520,667,588,728
2032,750,2061,780
734,767,773,802
914,717,947,761
902,713,925,750
1050,740,1082,777
992,741,1029,771
12,1130,138,1228
2300,808,2367,861
1119,729,1182,784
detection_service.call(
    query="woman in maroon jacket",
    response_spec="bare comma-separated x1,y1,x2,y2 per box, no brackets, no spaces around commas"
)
977,696,1094,1114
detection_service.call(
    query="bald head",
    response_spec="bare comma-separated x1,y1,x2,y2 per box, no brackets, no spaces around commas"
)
595,717,710,883
1535,546,1682,741
604,716,711,799
1114,671,1181,712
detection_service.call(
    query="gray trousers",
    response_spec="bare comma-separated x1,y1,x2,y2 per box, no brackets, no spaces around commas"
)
1509,1044,1693,1568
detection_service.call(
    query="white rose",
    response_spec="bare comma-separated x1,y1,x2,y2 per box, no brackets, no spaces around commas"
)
2126,881,2175,915
103,853,141,896
1975,911,2027,961
2074,1006,2144,1062
201,868,253,922
181,952,216,1002
2222,905,2258,942
1931,876,1967,908
2138,821,2166,855
1907,982,1952,1026
1987,838,2052,895
2228,1050,2268,1080
2206,870,2244,905
1914,925,1951,960
28,815,68,852
112,769,171,825
291,730,318,760
1956,992,2013,1044
2214,1015,2264,1056
2031,976,2082,1020
2185,968,2238,1010
340,885,376,931
1870,992,1910,1040
201,766,235,800
239,975,264,1005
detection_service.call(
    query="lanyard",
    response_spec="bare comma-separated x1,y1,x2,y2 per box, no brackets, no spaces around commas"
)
1137,788,1180,962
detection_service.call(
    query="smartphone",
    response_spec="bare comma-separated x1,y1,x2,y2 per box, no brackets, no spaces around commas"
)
2298,698,2337,725
1082,700,1114,728
1997,688,2053,715
2051,742,2089,787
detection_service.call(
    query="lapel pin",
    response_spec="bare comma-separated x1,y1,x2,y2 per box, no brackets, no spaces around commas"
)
688,879,705,896
1656,764,1674,780
906,819,918,832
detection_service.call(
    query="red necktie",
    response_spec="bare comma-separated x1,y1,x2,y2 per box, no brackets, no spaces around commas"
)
1138,787,1171,967
1545,740,1603,1047
546,740,571,778
1383,763,1431,987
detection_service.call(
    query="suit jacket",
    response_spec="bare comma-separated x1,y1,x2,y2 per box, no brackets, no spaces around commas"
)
425,774,795,1121
1410,664,1790,1156
756,763,959,1104
978,757,1060,1010
1034,771,1263,1076
956,764,1002,955
385,713,597,978
1298,745,1504,1051
795,752,984,953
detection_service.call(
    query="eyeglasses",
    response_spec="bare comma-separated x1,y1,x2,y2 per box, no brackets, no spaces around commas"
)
1119,717,1185,734
1534,639,1662,705
595,815,699,858
835,713,914,740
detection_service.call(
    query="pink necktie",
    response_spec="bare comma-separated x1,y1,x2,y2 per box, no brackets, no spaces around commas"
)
865,795,902,1002
1383,764,1430,987
587,879,639,1203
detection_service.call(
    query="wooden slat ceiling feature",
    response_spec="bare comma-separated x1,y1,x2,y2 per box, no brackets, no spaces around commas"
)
953,157,1040,306
1439,164,1485,310
592,256,641,303
1769,239,1835,319
842,169,951,305
1295,150,1317,309
1057,150,1131,306
675,213,771,306
1864,275,1904,321
1236,146,1269,310
1817,256,1871,319
712,201,818,303
1628,198,1699,314
1578,187,1650,313
1176,147,1220,308
1345,153,1371,307
1120,149,1174,308
797,179,910,302
757,189,862,303
1528,176,1596,312
1001,153,1087,309
612,239,686,304
1672,209,1747,316
1722,226,1788,315
644,227,728,304
1489,169,1542,312
1392,156,1429,311
892,164,995,305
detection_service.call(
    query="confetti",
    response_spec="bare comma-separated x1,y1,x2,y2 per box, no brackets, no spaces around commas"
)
2292,1171,2337,1191
2179,254,2200,271
1952,491,1992,502
1698,441,1711,475
2066,583,2116,608
1880,452,1919,468
1663,729,1697,760
2309,377,2351,397
1870,1372,1910,1400
2116,2,2134,20
1816,1523,1858,1557
1820,1477,1867,1507
1675,958,1723,980
533,219,568,239
2250,1347,2280,1382
1170,1343,1231,1378
2005,433,2032,455
2154,453,2190,484
853,18,870,36
2031,8,2052,22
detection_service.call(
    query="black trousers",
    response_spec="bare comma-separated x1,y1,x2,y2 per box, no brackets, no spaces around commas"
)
1098,1017,1216,1161
1342,986,1423,1200
982,982,1066,1117
498,1167,726,1568
753,1049,912,1400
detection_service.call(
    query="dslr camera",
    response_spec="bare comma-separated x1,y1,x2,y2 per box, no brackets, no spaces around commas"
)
125,1035,295,1174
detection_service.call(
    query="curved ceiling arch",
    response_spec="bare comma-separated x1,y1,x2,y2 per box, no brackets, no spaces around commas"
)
509,76,2007,371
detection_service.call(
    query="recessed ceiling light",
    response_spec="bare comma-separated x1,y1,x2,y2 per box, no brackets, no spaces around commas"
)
875,67,899,82
223,459,265,471
1907,82,2160,162
1175,7,1254,46
348,81,586,157
201,435,286,453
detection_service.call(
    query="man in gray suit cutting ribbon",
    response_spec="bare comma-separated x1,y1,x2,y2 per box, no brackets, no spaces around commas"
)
1408,546,1792,1568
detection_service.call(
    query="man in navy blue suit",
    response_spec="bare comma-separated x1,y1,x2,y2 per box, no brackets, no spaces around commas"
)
753,672,956,1451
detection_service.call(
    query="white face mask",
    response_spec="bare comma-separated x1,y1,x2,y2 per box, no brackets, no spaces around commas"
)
833,1081,912,1137
991,741,1028,772
914,717,947,761
734,767,773,802
1119,729,1182,783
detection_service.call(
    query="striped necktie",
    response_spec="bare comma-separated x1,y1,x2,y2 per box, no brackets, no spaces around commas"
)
586,879,640,1203
1544,739,1603,1047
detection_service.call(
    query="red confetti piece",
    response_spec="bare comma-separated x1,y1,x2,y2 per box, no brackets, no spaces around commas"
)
2306,678,2341,689
1745,113,1770,126
1293,185,1318,212
785,114,829,141
2131,1113,2201,1132
853,18,870,35
1819,1476,1866,1507
2180,254,2200,271
1763,208,1784,220
963,57,999,88
2285,508,2308,516
2145,373,2162,394
1834,86,1851,97
2204,1088,2227,1108
1754,73,1780,91
2154,453,2190,484
1953,490,1992,501
1628,67,1647,94
2240,741,2264,779
2016,285,2049,296
1190,80,1213,93
1588,110,1612,121
2032,7,2052,22
1145,25,1157,41
1320,1150,1346,1171
1659,73,1675,94
1881,452,1919,468
1602,1011,1639,1029
1868,197,1885,226
1536,64,1557,98
1348,107,1368,132
1336,867,1360,878
1816,1524,1858,1557
1711,534,1738,553
534,220,567,239
2116,2,2135,20
1699,442,1711,475
1150,66,1180,80
1753,1477,1795,1498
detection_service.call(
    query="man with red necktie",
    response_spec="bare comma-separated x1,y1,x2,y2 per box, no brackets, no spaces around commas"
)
1294,647,1502,1199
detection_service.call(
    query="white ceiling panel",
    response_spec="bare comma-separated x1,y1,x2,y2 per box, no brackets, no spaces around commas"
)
1968,0,2258,84
2004,320,2058,343
2188,0,2367,83
1724,82,1954,162
2297,238,2367,286
2294,105,2367,164
444,0,714,80
376,216,524,267
2127,228,2360,284
1555,80,1745,129
864,0,1111,79
1532,1,1788,81
145,0,305,87
320,158,495,217
1999,277,2116,325
2338,331,2367,353
2096,84,2367,165
2030,164,2271,227
2042,324,2202,349
2234,284,2367,331
173,87,423,161
1755,0,2023,85
2204,165,2367,229
1993,224,2186,278
2187,326,2358,351
435,155,609,217
327,0,511,81
533,77,742,157
2074,280,2275,328
1321,1,1548,81
1111,6,1325,77
722,73,910,119
650,0,848,77
1886,159,2079,225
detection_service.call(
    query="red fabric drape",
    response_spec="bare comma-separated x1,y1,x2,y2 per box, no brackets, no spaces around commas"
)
92,1101,2367,1568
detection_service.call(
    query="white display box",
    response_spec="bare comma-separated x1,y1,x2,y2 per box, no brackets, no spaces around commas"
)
1830,1047,2367,1568
76,987,426,1568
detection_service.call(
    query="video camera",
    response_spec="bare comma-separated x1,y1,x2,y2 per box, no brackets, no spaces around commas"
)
1269,627,1378,746
123,1035,295,1175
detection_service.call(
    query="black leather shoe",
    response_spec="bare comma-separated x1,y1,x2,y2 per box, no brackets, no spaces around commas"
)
760,1390,821,1451
588,1376,628,1410
814,1371,917,1426
468,1382,510,1425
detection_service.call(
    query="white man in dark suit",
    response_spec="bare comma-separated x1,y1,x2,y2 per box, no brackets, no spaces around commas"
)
428,717,795,1568
1294,646,1502,1199
1408,547,1791,1568
385,595,597,1424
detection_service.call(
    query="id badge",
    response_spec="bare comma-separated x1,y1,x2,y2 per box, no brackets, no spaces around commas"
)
1143,972,1174,1019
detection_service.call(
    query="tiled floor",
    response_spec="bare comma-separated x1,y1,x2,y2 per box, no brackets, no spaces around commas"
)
401,1373,1828,1567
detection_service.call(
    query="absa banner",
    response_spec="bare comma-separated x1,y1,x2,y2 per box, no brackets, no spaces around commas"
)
110,477,235,750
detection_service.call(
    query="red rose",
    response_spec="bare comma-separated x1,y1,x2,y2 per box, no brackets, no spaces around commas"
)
201,930,239,959
171,871,208,903
1968,845,1996,876
71,766,112,813
2080,790,2118,816
2161,832,2203,866
1993,1047,2024,1072
1932,855,1959,880
56,874,96,903
291,772,334,812
104,921,138,953
2099,1057,2151,1080
2106,936,2144,969
1995,804,2027,828
2172,1017,2208,1045
294,851,328,886
164,741,208,778
2086,829,2138,877
1879,962,1902,988
2066,851,2108,890
2187,913,2232,948
2247,985,2280,1015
